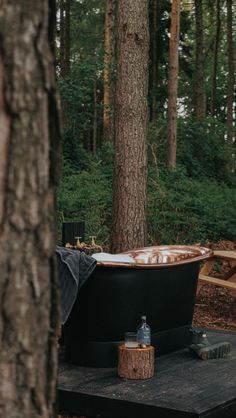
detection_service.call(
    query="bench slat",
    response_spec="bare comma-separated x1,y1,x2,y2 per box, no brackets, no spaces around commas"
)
199,273,236,291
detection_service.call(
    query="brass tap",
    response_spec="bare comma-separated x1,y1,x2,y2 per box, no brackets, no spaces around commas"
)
89,236,103,252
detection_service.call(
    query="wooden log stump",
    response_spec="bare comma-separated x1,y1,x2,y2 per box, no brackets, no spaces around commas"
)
117,344,155,380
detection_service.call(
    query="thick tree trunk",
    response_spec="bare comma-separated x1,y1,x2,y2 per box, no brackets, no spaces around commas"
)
111,0,149,253
166,0,181,170
195,0,205,120
0,1,61,417
210,0,221,116
226,0,234,144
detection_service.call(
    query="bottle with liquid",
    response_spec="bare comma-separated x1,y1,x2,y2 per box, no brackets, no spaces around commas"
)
137,315,151,347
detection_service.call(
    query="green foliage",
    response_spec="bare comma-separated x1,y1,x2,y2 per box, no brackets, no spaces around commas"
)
58,53,104,154
57,156,113,246
148,116,235,185
57,148,236,248
147,166,236,245
56,0,236,248
177,117,235,183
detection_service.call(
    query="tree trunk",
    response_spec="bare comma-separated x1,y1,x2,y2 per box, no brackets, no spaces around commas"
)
195,0,205,120
226,0,234,144
103,0,116,143
118,345,155,380
150,0,158,121
0,1,61,417
210,0,221,116
111,0,149,253
60,0,66,75
60,0,70,77
166,0,181,170
93,79,97,155
64,0,71,76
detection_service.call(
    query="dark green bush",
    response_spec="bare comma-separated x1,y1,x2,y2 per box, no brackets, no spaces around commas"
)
57,155,236,248
147,165,236,245
57,158,112,247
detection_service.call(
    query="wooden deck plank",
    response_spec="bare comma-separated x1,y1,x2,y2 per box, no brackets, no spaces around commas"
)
58,330,236,418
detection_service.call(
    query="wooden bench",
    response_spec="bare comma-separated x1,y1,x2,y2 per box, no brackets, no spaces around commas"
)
198,250,236,292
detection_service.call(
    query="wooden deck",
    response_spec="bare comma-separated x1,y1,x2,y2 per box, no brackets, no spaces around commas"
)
58,330,236,418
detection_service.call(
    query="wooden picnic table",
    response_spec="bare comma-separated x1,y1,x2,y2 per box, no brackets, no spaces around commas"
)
198,250,236,292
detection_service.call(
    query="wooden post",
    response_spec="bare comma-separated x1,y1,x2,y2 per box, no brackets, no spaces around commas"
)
118,345,155,380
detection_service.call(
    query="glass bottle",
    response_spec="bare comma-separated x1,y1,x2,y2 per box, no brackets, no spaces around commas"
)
137,315,151,347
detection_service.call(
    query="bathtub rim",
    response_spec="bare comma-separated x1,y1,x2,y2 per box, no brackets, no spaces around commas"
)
95,245,213,269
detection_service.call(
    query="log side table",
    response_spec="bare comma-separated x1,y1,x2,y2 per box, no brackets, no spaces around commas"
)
117,344,155,380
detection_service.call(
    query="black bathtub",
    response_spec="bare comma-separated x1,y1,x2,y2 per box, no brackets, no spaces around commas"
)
64,245,212,367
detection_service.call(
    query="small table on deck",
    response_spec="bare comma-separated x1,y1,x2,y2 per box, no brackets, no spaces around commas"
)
58,330,236,418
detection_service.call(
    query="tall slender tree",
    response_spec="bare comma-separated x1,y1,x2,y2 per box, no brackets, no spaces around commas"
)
64,0,71,76
93,79,97,155
226,0,234,144
150,0,158,121
103,0,116,143
210,0,221,116
60,0,66,74
60,0,71,77
195,0,205,120
0,1,61,417
166,0,181,170
111,0,149,253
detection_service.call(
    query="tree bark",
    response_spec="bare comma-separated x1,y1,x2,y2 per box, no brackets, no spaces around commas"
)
93,80,97,155
195,0,205,120
226,0,234,144
111,0,149,253
103,0,116,143
166,0,181,170
210,0,221,116
118,345,155,380
150,0,158,121
60,0,70,77
60,0,66,75
0,1,61,417
64,0,71,76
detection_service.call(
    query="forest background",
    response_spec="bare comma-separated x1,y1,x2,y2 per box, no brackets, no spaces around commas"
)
57,0,236,250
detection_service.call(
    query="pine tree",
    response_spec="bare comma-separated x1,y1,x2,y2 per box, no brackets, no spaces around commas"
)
111,0,149,253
